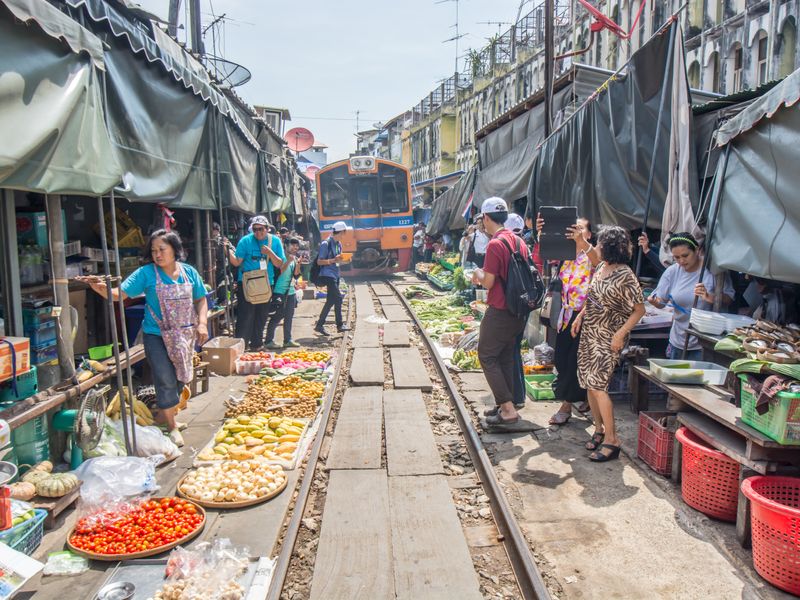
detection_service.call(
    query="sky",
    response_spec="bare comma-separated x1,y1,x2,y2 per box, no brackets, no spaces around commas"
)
136,0,527,162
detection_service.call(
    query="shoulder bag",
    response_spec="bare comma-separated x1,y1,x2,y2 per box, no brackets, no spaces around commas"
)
540,262,563,330
242,234,273,304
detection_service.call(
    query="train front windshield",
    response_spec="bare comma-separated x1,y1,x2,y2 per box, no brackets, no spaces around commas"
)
319,163,409,217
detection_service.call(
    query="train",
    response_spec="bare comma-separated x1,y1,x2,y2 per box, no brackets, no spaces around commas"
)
314,156,413,276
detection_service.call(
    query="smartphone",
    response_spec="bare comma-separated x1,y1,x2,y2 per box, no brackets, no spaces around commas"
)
538,205,578,261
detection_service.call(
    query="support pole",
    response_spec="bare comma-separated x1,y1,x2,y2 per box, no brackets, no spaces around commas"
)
204,211,214,286
97,197,134,455
544,0,554,137
681,143,731,359
212,114,232,329
193,209,204,275
0,190,23,337
108,192,137,452
635,21,677,277
45,195,75,380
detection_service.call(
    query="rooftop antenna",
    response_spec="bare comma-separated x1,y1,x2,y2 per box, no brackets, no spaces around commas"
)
437,0,466,75
477,20,511,33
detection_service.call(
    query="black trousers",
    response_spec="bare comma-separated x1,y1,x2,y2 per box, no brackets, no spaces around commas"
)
235,285,269,350
478,307,527,406
265,294,297,344
316,276,343,329
552,312,587,403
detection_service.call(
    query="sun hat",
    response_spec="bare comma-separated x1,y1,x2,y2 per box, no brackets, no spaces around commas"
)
332,221,349,233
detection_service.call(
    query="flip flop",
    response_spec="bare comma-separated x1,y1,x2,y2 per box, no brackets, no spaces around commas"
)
589,444,621,462
485,413,520,426
549,411,571,426
585,432,605,451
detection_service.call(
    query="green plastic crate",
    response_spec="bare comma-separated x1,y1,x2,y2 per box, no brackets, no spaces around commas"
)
739,374,800,445
0,366,37,403
525,373,556,401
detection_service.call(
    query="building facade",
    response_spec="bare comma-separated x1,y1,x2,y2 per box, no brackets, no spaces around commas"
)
373,0,800,184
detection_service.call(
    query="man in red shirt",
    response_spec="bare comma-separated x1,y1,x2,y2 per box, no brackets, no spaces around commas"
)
471,197,531,425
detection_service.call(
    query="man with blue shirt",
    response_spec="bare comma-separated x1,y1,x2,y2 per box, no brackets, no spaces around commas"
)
227,215,286,350
314,221,350,336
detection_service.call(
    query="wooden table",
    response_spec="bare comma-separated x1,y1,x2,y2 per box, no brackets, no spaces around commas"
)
631,365,800,547
0,344,145,428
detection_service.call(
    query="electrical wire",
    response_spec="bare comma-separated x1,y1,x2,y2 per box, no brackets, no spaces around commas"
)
766,119,787,280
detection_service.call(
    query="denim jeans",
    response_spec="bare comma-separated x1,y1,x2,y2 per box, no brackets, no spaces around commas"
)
316,277,343,329
665,343,703,361
265,294,297,343
143,333,179,409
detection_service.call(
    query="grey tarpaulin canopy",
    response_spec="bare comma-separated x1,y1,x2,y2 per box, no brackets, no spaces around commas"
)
0,0,121,194
66,0,263,212
708,67,800,284
426,169,476,235
473,85,575,206
528,22,684,229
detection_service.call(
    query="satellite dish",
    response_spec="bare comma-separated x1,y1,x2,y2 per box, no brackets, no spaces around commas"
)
285,127,315,153
305,165,320,179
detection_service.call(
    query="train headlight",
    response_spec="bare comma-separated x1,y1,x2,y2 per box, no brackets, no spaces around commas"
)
401,234,408,241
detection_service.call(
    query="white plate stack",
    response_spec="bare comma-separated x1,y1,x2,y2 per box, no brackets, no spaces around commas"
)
689,308,728,335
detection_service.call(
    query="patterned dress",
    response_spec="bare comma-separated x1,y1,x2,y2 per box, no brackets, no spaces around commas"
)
578,263,644,391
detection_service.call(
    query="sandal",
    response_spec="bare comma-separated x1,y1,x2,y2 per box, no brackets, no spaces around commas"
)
585,432,605,451
589,444,621,462
575,401,590,414
549,411,571,426
485,413,520,426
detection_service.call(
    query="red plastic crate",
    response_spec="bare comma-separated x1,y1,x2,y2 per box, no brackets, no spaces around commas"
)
637,411,677,476
742,476,800,595
676,427,740,522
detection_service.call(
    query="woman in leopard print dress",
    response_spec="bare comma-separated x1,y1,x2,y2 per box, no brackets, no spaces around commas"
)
572,226,645,462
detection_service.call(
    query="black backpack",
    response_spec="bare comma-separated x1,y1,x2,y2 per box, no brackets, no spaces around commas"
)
309,238,332,285
498,236,545,318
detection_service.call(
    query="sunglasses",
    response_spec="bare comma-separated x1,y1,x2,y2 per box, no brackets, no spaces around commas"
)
252,226,266,232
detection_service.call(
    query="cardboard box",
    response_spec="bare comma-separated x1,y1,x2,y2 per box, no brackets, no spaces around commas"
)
202,337,244,376
0,337,31,383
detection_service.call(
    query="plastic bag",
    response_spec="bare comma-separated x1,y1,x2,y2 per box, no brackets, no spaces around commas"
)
153,539,251,600
43,551,89,576
533,342,555,366
75,455,160,513
109,420,181,462
84,422,127,459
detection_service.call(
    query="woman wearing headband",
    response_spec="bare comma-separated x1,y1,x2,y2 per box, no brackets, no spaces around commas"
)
648,232,734,360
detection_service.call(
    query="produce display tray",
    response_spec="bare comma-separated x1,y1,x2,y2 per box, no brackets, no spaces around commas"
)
647,358,729,385
437,258,457,271
427,273,454,290
67,499,206,561
176,472,289,508
525,373,556,400
93,556,266,600
193,416,312,470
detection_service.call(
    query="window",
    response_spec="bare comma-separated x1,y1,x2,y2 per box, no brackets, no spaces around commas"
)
351,177,378,214
688,60,701,88
707,51,720,92
319,166,351,217
779,18,797,78
378,164,409,213
732,44,743,92
756,33,769,85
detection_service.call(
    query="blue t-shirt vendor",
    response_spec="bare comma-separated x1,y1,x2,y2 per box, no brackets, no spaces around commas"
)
225,215,286,351
88,229,208,447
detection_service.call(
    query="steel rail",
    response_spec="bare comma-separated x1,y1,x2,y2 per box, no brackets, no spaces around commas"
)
265,288,354,600
389,280,552,600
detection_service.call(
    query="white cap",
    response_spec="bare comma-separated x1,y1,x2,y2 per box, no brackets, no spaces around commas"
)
505,213,524,233
480,197,508,216
332,221,348,233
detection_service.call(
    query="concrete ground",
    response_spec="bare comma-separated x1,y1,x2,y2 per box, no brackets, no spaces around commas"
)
464,373,794,600
22,296,341,600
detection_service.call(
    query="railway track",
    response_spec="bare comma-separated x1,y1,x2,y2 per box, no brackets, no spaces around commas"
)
267,278,551,599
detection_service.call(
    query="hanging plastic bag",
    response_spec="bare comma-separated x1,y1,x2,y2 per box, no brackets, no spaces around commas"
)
108,420,181,463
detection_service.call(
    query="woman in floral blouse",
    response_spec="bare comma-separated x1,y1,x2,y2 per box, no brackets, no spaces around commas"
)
537,216,599,425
